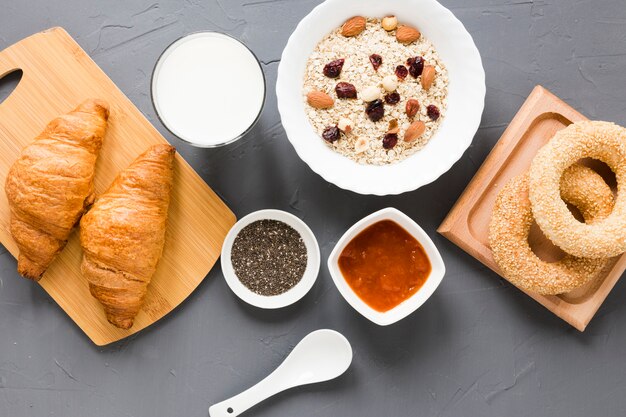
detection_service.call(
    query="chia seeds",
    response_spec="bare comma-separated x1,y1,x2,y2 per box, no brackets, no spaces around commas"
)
231,219,308,296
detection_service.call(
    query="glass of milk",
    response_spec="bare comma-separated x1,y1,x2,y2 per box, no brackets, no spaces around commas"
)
151,32,266,147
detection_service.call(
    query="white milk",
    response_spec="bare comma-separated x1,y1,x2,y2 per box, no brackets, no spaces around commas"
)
152,32,265,147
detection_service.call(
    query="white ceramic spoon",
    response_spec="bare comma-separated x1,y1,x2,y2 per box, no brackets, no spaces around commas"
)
209,329,353,417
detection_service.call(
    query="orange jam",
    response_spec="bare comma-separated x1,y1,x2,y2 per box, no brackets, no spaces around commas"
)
338,220,431,312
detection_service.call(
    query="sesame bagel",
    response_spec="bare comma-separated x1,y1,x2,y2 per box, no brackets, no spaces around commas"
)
529,121,626,258
489,165,613,295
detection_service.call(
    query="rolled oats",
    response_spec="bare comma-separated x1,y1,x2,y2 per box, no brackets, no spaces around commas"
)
302,17,449,165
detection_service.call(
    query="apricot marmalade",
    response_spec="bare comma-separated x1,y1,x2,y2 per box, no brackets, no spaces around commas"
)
338,220,431,312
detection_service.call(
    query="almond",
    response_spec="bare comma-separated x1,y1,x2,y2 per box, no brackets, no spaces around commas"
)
396,25,421,44
404,120,426,142
341,16,366,37
405,99,420,118
421,65,436,90
307,91,334,109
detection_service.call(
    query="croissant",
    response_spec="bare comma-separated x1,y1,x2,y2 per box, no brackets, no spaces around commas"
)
80,144,175,329
5,99,109,280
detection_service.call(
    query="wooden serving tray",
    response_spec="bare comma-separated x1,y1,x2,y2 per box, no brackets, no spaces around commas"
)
0,28,236,345
438,85,626,331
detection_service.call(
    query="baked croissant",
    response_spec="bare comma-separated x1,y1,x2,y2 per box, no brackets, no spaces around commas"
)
5,99,109,280
80,144,175,329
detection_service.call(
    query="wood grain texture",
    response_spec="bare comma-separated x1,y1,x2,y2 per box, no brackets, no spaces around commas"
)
438,85,625,332
0,28,236,345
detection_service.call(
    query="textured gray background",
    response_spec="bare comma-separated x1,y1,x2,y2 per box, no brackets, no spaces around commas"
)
1,0,626,416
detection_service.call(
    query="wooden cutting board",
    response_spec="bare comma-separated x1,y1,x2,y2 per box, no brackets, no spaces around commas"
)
438,85,626,332
0,27,236,345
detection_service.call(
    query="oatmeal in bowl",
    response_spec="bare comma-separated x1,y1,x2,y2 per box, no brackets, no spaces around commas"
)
303,16,448,165
277,0,485,195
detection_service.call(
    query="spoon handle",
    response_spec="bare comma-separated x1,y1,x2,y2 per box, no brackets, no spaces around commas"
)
209,330,352,417
209,370,288,417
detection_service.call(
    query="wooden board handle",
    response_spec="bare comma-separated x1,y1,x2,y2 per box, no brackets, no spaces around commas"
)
0,28,69,79
0,36,24,77
0,39,26,126
0,62,19,79
0,28,69,119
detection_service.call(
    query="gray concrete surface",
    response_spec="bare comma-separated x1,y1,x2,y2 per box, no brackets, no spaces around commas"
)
1,0,626,416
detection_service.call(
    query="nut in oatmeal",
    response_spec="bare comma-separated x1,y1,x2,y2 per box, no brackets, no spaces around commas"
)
405,99,420,118
404,120,426,142
361,85,381,102
341,16,366,37
387,119,399,134
396,25,421,44
307,90,334,109
355,137,369,153
338,117,353,133
421,65,436,90
382,75,398,92
381,15,398,31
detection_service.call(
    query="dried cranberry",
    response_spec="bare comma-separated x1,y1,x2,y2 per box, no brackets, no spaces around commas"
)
408,56,424,78
395,65,408,80
382,133,398,149
365,99,384,122
384,92,401,105
323,59,344,78
369,54,383,71
322,126,341,142
427,104,441,121
335,82,357,99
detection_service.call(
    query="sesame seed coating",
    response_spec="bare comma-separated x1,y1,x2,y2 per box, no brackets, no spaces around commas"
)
489,165,614,295
529,121,626,258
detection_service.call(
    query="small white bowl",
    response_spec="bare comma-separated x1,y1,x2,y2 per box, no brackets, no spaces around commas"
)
327,208,445,325
221,210,320,309
277,0,485,195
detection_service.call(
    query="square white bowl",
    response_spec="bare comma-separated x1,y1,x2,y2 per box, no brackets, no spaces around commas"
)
327,207,445,325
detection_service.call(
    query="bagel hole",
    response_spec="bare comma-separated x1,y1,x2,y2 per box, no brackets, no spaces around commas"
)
530,159,614,261
529,203,585,262
529,221,567,262
565,201,586,223
579,158,617,192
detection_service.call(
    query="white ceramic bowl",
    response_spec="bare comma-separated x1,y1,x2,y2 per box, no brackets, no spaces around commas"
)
276,0,485,195
327,208,445,325
221,210,320,309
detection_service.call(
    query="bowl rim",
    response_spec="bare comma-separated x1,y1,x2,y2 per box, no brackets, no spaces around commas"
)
220,209,321,309
276,0,486,195
327,207,445,325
